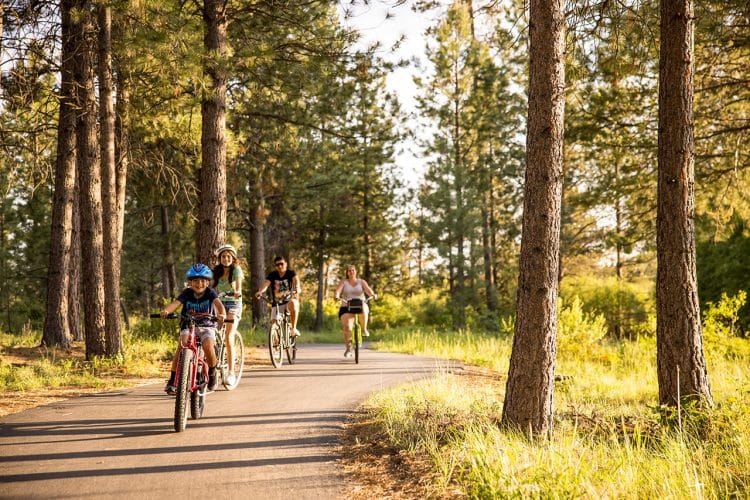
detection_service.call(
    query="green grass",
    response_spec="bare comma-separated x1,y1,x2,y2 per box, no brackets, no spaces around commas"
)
0,323,177,392
363,329,750,498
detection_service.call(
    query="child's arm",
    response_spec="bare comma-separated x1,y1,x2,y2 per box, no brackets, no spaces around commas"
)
160,299,182,317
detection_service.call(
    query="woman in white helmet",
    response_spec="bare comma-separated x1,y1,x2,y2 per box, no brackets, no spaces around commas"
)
212,244,244,385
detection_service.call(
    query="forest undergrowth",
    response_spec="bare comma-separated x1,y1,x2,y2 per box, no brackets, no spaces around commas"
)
355,326,750,498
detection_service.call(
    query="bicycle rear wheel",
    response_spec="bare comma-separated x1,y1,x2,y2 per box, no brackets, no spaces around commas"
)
174,349,193,432
268,323,283,368
353,322,360,364
223,332,244,390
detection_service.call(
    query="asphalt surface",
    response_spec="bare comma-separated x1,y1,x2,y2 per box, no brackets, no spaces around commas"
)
0,343,450,499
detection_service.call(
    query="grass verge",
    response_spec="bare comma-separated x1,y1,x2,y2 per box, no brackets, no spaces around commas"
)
346,329,750,498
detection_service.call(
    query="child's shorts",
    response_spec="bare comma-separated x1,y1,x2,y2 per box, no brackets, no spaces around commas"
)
180,327,216,343
222,300,243,320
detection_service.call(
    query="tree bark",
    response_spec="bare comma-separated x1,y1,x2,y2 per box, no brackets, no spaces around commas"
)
75,0,106,359
42,0,77,350
315,204,326,331
98,3,122,356
160,205,177,299
197,0,228,264
502,0,565,436
250,197,266,325
481,191,497,311
656,0,712,407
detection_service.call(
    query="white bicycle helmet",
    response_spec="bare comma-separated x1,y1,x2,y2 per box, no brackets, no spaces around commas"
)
215,244,237,259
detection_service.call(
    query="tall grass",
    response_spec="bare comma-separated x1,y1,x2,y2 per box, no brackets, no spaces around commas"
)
363,328,750,497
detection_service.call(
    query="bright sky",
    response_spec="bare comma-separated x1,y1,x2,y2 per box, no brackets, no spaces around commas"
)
338,2,438,191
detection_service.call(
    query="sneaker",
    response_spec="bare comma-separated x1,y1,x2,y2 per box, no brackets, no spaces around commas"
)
363,329,370,337
225,374,236,386
344,347,353,358
207,373,218,391
291,328,301,337
164,383,177,395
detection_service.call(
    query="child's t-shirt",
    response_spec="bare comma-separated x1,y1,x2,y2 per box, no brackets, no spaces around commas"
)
176,288,219,329
216,266,244,303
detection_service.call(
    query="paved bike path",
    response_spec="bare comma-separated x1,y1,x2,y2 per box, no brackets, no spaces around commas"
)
0,344,452,499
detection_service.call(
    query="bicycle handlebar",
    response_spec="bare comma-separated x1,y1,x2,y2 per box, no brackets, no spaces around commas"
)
218,291,242,299
149,312,233,323
340,296,375,305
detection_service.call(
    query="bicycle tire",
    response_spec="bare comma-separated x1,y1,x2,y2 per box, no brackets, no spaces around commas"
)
222,332,244,390
268,322,283,368
215,333,228,385
174,349,193,432
285,330,295,365
353,322,360,364
190,361,205,419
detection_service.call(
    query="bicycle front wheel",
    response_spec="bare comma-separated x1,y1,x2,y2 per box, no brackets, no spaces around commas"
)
353,323,360,364
190,361,205,419
223,332,244,390
285,331,295,365
174,349,193,432
268,323,283,368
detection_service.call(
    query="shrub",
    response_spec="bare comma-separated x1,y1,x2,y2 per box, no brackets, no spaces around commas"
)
702,290,747,343
560,276,655,339
558,296,608,356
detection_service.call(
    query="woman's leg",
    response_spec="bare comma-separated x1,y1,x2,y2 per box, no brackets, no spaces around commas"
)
361,304,370,336
341,314,353,346
225,312,235,372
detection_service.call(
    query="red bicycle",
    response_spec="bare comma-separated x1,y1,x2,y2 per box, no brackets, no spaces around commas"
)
151,312,232,432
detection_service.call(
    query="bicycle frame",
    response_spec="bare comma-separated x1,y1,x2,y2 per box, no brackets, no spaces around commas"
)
260,296,296,368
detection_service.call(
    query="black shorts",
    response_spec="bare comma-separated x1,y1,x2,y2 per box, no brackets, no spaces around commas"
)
339,304,366,318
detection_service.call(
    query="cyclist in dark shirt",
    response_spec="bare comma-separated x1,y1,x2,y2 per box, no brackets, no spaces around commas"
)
255,255,301,337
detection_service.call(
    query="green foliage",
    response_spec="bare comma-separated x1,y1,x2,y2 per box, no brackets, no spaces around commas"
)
0,326,173,392
702,290,747,342
560,275,655,339
558,296,608,357
363,328,750,498
697,223,750,331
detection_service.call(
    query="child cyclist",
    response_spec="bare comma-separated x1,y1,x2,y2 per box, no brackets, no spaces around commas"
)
212,244,243,385
161,264,225,394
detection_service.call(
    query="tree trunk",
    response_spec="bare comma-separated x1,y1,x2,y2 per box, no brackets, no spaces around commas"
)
114,56,129,264
75,0,106,359
315,204,326,332
250,197,266,325
42,0,77,349
502,0,565,437
197,0,228,264
656,0,712,407
160,205,177,299
98,3,122,356
481,192,497,311
69,172,82,342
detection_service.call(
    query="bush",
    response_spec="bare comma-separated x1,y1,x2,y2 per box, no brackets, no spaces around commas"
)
370,294,415,329
560,276,655,339
702,290,746,343
558,296,608,356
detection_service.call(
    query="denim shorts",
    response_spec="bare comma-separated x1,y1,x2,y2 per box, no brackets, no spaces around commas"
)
180,327,216,343
222,300,243,320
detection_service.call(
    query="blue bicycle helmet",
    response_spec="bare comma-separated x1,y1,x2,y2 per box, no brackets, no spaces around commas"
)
185,263,213,280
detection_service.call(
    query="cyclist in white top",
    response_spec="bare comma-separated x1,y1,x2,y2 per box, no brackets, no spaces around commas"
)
334,264,376,357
